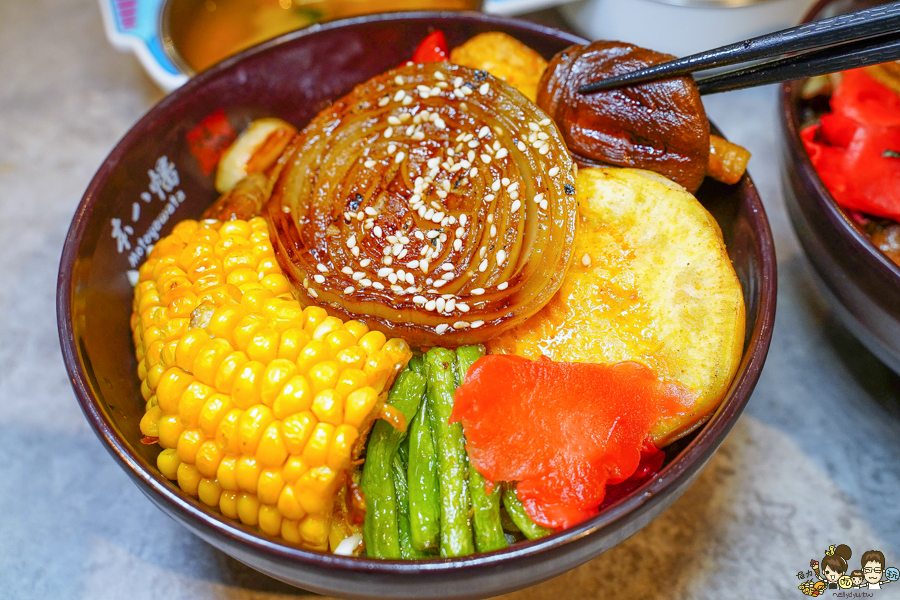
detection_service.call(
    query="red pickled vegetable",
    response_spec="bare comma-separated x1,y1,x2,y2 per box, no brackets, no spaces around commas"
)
801,68,900,221
412,30,449,63
450,355,692,530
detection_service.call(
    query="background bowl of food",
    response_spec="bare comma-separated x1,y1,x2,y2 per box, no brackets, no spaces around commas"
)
60,11,776,599
779,0,900,374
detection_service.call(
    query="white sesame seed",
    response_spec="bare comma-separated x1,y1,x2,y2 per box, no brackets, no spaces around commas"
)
420,260,429,272
498,282,509,290
479,259,488,272
539,144,550,155
433,279,447,288
436,297,446,312
434,117,445,128
487,214,494,224
497,249,506,264
353,271,365,281
471,320,484,328
357,211,365,220
360,259,372,268
392,243,404,256
453,88,465,98
453,239,462,251
387,143,397,154
405,272,415,284
495,148,508,159
440,272,454,281
394,90,406,102
395,75,405,85
479,82,489,94
548,166,560,177
388,116,401,125
361,279,372,287
364,160,376,168
445,298,456,312
388,273,398,284
425,299,437,311
346,235,357,249
436,323,449,333
384,256,393,265
517,141,526,152
415,231,425,241
312,274,325,284
426,230,440,239
317,263,328,273
509,191,519,200
540,199,549,210
435,71,445,81
364,207,377,216
454,77,463,87
309,289,318,298
539,118,551,126
511,200,521,212
490,225,497,237
395,152,405,163
385,127,393,138
372,282,384,290
405,124,415,136
406,260,419,269
457,302,469,312
378,96,390,107
344,286,355,294
491,181,500,192
378,267,392,277
341,266,353,275
478,126,490,139
413,295,427,305
529,122,540,132
412,131,425,141
392,284,404,292
582,253,592,267
538,132,549,141
436,190,447,199
471,288,484,295
480,154,491,164
373,226,383,238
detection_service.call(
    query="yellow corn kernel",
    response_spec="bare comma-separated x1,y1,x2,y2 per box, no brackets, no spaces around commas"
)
190,225,220,244
260,273,290,295
219,220,252,239
241,288,275,313
256,422,288,467
198,393,232,438
259,504,283,537
198,477,223,507
215,409,244,455
273,375,313,420
223,249,255,274
246,328,279,364
192,338,233,386
143,325,164,348
277,328,310,362
195,439,225,478
177,462,202,496
157,367,195,413
335,346,366,370
140,406,163,437
161,340,179,368
327,425,359,472
334,368,367,398
219,491,239,519
296,467,339,516
324,329,356,356
257,469,286,505
237,493,260,526
302,306,329,335
178,381,212,427
236,456,261,493
140,379,153,402
312,317,344,342
281,518,302,544
176,428,206,464
217,456,239,491
311,390,342,426
365,349,398,393
237,405,274,455
308,361,340,394
145,340,165,369
206,303,248,348
256,257,281,278
301,423,335,468
192,272,226,295
197,283,241,307
278,485,307,521
343,320,369,342
298,514,331,550
358,330,387,354
281,411,317,455
166,290,199,319
282,456,307,485
231,361,265,409
227,267,257,287
158,414,185,449
345,387,378,429
232,314,268,351
157,448,181,479
259,359,297,407
178,242,215,273
296,340,330,373
214,351,249,394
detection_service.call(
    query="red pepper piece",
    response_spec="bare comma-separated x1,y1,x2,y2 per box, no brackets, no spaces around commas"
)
832,68,900,128
412,30,448,63
451,355,691,530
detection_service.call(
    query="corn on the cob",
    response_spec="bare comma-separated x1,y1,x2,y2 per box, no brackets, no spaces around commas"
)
130,216,412,552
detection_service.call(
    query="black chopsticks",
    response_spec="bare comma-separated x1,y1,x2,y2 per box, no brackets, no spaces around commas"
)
578,1,900,96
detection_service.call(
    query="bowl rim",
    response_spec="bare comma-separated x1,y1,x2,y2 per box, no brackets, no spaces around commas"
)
59,10,777,576
779,0,900,286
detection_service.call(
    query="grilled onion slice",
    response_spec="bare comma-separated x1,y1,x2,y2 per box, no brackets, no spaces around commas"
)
265,63,577,347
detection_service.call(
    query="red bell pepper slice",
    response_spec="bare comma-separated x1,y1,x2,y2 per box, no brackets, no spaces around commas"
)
411,30,448,63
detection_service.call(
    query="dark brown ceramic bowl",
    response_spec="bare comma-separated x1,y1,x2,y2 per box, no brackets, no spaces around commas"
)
59,12,775,600
780,0,900,374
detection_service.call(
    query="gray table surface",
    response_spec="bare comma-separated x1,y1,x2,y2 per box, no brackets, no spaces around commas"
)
2,1,899,598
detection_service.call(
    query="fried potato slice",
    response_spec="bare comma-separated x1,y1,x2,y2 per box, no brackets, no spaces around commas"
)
450,32,547,103
487,167,745,446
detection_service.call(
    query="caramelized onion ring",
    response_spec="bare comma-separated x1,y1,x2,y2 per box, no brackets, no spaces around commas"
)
266,63,577,347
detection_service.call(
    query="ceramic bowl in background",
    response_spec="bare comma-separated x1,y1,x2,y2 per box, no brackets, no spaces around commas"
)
61,12,775,599
779,0,900,374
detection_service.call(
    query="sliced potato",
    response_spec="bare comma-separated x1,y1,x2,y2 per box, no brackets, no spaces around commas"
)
215,117,297,194
449,32,547,103
487,167,745,446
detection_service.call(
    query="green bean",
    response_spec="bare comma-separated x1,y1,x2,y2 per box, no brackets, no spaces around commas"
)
455,345,507,553
407,399,441,552
425,347,475,557
407,354,426,376
391,443,432,559
361,369,426,559
502,486,553,540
